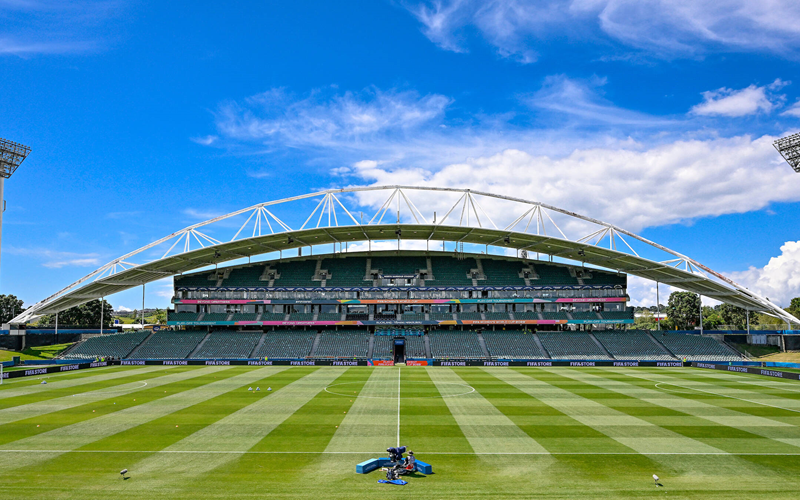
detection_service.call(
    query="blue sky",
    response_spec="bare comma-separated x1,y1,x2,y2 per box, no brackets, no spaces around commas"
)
3,0,800,312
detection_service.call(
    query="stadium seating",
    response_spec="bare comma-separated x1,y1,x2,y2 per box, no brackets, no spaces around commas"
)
538,332,610,359
321,257,368,287
371,334,427,359
457,312,483,321
168,311,200,322
317,313,342,321
287,313,315,321
428,330,485,359
220,266,264,287
656,333,743,361
370,256,426,276
253,330,315,359
231,313,259,321
400,313,425,321
174,272,214,288
261,312,287,321
571,311,599,320
513,311,540,320
314,330,370,358
600,310,634,321
593,331,675,360
64,331,150,360
530,264,580,286
541,312,569,321
430,256,476,286
191,331,262,359
483,331,548,359
202,313,229,322
484,312,510,320
273,260,319,287
132,331,206,359
430,312,455,321
479,259,526,286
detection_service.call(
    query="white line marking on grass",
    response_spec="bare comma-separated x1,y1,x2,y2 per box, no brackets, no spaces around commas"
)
688,369,800,393
0,366,277,474
397,367,401,447
324,381,474,398
635,374,800,414
5,449,800,456
0,365,169,392
428,367,550,455
492,368,723,455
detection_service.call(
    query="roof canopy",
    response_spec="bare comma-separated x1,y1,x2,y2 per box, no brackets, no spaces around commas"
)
13,186,799,326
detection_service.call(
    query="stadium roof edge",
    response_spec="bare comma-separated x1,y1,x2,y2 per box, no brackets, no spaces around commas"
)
12,186,800,326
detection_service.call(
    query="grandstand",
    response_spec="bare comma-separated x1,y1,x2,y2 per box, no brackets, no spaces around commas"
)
656,333,744,361
538,332,610,360
132,331,206,359
314,330,370,359
253,330,316,359
483,331,548,359
190,331,262,359
63,331,150,359
48,251,754,363
593,331,675,360
428,330,485,359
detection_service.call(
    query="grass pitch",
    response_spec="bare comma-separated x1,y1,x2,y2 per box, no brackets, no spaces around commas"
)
1,365,799,499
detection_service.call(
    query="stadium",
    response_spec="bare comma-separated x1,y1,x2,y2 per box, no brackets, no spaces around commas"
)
2,186,800,498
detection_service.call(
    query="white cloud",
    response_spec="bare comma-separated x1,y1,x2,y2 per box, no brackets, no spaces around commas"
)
526,75,674,126
0,1,122,57
6,246,101,269
731,241,800,308
782,101,800,118
115,306,133,312
691,79,788,117
42,258,100,269
346,134,800,233
405,1,800,61
215,86,451,150
191,135,218,146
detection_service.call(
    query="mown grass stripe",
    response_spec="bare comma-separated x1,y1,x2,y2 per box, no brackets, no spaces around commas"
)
80,366,304,452
324,367,398,453
0,366,182,412
99,367,347,493
399,366,472,454
540,367,794,459
0,364,216,426
639,369,800,408
428,367,548,454
492,367,719,455
124,367,341,484
0,365,137,390
0,366,280,474
562,368,800,453
0,366,172,401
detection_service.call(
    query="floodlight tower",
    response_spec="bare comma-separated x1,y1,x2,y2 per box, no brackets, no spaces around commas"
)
0,138,31,287
774,132,800,173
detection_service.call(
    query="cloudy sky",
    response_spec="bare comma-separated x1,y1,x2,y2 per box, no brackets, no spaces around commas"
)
3,0,800,311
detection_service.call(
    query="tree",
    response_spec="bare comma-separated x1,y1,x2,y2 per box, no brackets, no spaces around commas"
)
0,294,25,324
788,297,800,321
718,303,756,330
634,310,657,330
666,292,700,330
36,300,114,327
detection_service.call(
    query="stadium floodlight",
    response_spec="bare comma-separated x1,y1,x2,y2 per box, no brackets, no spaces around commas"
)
0,138,30,290
773,132,800,173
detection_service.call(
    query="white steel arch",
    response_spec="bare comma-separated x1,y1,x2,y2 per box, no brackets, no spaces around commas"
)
12,186,800,326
